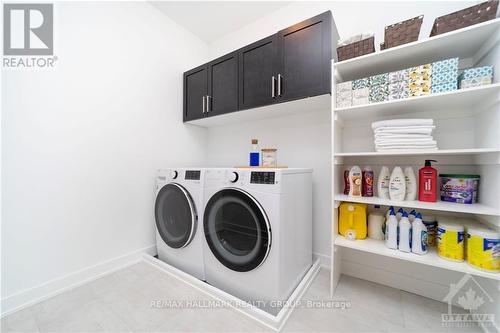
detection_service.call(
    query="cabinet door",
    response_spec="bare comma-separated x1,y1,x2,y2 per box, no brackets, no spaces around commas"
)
238,34,279,110
207,52,238,117
278,11,332,102
183,65,207,122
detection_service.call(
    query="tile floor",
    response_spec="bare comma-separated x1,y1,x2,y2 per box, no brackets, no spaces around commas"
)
2,262,482,332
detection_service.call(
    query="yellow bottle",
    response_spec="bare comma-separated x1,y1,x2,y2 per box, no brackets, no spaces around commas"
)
338,203,367,240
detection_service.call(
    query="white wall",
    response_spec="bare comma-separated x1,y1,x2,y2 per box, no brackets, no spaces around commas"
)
1,1,208,313
206,1,479,260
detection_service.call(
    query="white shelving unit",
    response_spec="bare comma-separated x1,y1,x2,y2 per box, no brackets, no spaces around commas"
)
330,19,500,300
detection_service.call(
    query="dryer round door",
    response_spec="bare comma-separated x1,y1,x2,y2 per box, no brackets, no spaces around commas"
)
204,188,271,272
155,183,197,249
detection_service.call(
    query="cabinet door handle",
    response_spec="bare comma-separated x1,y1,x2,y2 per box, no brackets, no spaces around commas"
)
202,96,206,113
278,74,283,96
271,76,276,98
206,95,211,112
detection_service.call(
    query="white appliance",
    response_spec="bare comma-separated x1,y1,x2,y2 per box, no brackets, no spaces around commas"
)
202,168,312,315
154,168,205,280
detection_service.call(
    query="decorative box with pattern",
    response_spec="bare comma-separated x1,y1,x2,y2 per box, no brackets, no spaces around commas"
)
369,84,389,103
460,76,493,89
336,81,353,93
432,58,459,74
352,78,369,90
353,87,369,98
431,81,458,94
369,73,389,86
432,70,458,86
353,97,369,106
388,81,409,100
409,78,432,90
409,85,431,97
388,69,409,83
459,66,494,80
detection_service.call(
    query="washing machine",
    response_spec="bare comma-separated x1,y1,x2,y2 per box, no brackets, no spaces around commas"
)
154,168,205,280
202,168,312,315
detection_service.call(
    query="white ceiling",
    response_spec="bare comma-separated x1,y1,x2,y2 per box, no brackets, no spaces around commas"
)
150,1,291,43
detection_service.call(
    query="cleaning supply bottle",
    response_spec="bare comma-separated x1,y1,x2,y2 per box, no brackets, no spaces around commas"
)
396,207,405,221
389,166,406,201
419,160,438,202
343,169,350,195
404,167,417,201
249,139,260,167
408,209,417,223
377,166,391,199
412,213,428,255
385,208,398,250
398,211,412,253
348,166,362,197
362,166,374,197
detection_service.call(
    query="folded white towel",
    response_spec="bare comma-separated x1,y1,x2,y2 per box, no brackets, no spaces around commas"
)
376,140,437,147
376,147,439,152
374,126,435,135
375,138,436,144
374,134,433,140
372,119,434,130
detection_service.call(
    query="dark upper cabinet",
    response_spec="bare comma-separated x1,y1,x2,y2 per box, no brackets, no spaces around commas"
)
238,34,280,110
278,11,332,102
208,52,238,116
183,65,207,122
183,11,334,122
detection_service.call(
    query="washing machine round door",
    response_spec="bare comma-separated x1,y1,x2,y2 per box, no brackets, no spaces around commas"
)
204,188,271,272
155,183,197,249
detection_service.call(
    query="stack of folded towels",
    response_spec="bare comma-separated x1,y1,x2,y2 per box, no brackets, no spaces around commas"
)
371,119,437,152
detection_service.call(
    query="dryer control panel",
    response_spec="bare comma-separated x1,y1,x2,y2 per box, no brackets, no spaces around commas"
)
185,170,201,180
250,172,275,184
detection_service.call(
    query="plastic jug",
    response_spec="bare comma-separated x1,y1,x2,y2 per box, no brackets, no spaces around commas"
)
338,203,367,240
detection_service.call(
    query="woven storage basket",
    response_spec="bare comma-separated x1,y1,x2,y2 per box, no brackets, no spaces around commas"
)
430,0,499,36
381,15,423,50
337,37,375,61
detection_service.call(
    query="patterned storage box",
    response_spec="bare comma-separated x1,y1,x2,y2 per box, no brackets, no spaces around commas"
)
432,70,458,86
336,100,352,108
409,78,432,90
409,85,431,97
388,69,409,83
431,81,458,94
337,81,353,93
369,84,389,103
459,66,494,80
389,81,409,100
432,58,459,74
409,64,432,80
460,76,493,89
353,97,369,106
353,87,369,98
353,78,369,90
369,73,389,86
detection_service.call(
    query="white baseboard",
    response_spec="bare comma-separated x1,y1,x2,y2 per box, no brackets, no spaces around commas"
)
143,254,321,332
313,252,330,269
1,244,157,318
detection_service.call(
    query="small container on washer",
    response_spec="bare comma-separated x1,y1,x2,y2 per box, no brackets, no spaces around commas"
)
261,149,277,167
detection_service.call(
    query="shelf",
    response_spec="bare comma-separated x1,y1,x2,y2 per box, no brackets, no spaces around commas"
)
335,236,500,281
334,18,500,81
334,148,500,157
334,194,500,216
185,94,330,127
334,83,500,121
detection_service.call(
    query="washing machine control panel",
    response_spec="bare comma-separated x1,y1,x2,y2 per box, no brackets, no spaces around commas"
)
250,172,275,184
185,170,201,180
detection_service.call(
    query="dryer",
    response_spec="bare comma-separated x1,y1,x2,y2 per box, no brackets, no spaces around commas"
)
202,168,312,315
154,168,205,280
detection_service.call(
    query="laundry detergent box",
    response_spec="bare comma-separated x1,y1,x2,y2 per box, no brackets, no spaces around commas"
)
369,73,389,86
460,76,493,89
432,70,458,86
369,84,389,103
352,78,369,90
336,80,353,93
431,81,458,94
460,65,494,80
388,69,409,83
432,57,459,74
